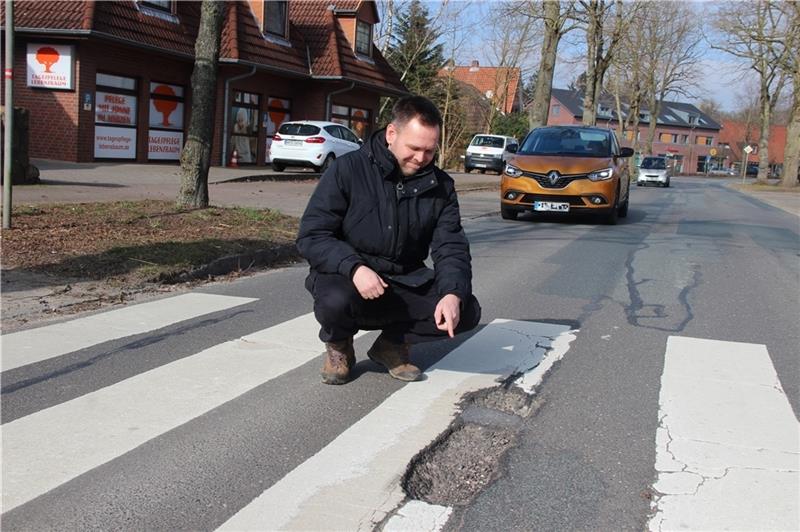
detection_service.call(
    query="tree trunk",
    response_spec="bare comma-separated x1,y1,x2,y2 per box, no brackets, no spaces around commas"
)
528,1,561,129
756,77,771,184
178,0,225,209
582,3,601,126
782,75,799,186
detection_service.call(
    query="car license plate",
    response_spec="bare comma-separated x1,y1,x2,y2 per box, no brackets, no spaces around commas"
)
285,140,302,147
533,201,569,212
475,163,486,168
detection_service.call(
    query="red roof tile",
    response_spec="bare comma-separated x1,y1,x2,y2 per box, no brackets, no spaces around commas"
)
440,63,520,114
3,0,90,31
232,1,308,75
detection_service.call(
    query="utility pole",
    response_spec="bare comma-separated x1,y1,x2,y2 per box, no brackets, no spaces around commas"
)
3,0,14,228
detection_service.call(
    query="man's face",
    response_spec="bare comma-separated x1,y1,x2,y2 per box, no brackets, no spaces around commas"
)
385,118,440,176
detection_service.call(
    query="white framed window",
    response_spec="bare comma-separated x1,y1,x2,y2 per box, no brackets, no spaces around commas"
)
140,0,173,13
355,20,372,56
264,1,288,38
551,104,560,116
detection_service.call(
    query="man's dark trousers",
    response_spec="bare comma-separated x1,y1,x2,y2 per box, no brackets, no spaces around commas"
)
306,272,481,344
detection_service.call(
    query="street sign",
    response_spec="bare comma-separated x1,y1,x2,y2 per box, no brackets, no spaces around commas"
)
744,145,753,154
709,148,717,156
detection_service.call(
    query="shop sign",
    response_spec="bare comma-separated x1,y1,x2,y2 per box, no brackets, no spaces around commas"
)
149,83,184,130
95,125,136,159
96,92,137,126
148,130,183,160
27,43,74,89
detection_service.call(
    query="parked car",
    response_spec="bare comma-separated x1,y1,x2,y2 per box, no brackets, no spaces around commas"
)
465,134,518,174
500,126,633,224
745,162,759,176
636,156,672,187
270,121,361,173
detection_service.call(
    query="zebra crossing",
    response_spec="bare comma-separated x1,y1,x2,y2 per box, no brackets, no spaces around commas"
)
1,292,798,530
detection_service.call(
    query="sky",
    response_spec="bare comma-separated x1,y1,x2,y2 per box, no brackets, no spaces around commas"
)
388,0,759,113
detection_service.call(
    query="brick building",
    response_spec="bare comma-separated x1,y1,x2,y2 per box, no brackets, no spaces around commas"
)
548,88,722,174
718,119,787,175
1,0,406,166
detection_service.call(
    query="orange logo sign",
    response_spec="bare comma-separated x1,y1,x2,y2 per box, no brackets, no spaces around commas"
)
35,47,60,73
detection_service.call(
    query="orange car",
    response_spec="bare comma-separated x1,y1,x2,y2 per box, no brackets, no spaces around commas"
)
500,126,634,224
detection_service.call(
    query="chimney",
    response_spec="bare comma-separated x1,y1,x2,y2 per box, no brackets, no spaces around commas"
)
469,60,479,72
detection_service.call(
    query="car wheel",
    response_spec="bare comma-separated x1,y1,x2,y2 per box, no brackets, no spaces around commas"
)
501,206,518,220
316,154,335,173
636,182,642,186
618,196,629,218
464,167,472,173
664,180,670,187
272,162,285,172
603,189,620,225
480,169,486,174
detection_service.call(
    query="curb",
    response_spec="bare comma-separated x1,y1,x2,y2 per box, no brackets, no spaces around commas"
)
156,244,302,284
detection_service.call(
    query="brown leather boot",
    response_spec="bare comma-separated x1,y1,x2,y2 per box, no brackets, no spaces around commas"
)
321,338,355,385
367,334,420,382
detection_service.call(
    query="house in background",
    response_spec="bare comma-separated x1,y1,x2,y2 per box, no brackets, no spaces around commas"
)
548,88,722,174
718,120,786,176
439,60,522,134
1,0,406,166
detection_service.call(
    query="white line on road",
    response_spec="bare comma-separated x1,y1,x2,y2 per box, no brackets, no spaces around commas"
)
649,336,800,531
218,319,577,532
1,293,257,372
1,312,366,512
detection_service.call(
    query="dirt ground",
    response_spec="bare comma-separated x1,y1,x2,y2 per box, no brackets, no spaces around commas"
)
1,200,300,332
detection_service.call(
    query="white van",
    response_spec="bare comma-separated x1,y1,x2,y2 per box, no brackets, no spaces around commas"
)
465,134,519,174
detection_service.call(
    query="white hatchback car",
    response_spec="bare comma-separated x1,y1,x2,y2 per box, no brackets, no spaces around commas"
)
636,156,673,187
270,120,362,172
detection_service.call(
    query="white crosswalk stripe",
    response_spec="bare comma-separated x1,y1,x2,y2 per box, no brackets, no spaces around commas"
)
0,293,257,371
649,336,800,531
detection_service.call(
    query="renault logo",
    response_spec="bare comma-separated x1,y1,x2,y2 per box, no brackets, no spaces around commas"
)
547,171,561,185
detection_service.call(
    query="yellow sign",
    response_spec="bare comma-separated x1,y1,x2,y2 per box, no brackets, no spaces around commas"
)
709,148,717,156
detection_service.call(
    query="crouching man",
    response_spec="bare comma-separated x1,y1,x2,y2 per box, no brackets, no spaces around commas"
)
296,95,481,384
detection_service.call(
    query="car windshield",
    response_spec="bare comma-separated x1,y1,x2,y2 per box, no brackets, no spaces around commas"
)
519,128,611,157
471,136,505,148
278,123,321,136
641,158,667,169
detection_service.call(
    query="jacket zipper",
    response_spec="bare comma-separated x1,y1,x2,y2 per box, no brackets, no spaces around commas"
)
389,181,402,254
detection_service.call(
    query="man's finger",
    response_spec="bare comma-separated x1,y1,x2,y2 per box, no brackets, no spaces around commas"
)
446,314,455,338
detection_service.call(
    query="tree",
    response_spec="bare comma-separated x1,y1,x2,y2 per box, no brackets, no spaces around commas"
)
578,0,629,125
385,0,445,97
528,1,577,128
639,2,701,155
712,0,791,183
777,1,799,186
177,0,225,208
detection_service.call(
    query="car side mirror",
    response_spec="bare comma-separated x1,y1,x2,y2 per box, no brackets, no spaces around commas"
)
357,138,363,145
507,145,517,153
619,147,634,158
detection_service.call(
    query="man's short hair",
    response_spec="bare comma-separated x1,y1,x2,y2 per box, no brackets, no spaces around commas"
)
391,96,442,129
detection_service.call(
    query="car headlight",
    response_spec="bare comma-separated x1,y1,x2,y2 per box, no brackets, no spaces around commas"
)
504,163,523,177
588,167,613,181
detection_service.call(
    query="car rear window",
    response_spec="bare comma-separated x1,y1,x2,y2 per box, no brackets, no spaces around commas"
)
278,123,321,136
470,136,505,148
519,129,611,157
640,158,667,169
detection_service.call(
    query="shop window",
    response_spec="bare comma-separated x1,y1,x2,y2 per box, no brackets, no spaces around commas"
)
148,82,185,161
230,91,261,164
94,73,138,160
331,104,371,140
265,96,291,163
264,1,288,38
356,20,372,56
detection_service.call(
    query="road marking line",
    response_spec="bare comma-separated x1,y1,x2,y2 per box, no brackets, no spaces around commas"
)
1,293,257,372
649,336,800,531
1,312,365,512
218,319,577,532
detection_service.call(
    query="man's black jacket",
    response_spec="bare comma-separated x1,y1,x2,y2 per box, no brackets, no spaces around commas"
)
296,128,472,301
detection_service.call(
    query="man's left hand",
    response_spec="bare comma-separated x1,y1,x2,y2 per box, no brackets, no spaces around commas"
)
434,294,461,338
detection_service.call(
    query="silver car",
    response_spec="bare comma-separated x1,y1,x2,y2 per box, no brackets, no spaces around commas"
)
636,156,672,187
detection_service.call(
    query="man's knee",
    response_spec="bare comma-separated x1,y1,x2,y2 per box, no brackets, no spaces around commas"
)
312,274,359,323
458,295,481,333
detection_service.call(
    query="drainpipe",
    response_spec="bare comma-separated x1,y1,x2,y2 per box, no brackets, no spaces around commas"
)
221,66,256,166
325,82,355,121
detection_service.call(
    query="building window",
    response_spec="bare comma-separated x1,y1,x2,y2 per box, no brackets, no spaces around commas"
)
688,115,697,125
356,20,372,56
148,82,185,161
265,96,291,163
696,135,713,146
264,0,288,38
680,134,688,144
95,73,138,160
140,0,173,12
230,91,260,164
551,104,560,116
331,104,371,139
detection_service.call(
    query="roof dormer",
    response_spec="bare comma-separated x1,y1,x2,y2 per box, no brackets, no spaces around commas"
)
333,1,379,58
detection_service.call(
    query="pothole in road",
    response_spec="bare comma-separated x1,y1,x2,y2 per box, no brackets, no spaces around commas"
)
402,385,544,506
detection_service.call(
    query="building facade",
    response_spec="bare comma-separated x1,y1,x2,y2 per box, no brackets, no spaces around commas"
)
548,88,722,174
1,0,407,166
